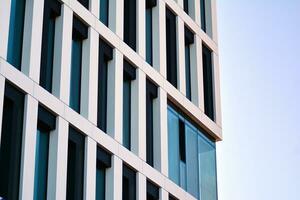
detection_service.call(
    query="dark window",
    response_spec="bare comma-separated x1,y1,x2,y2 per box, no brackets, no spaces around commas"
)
183,0,189,14
202,44,214,121
166,8,177,88
169,195,178,200
100,0,109,26
78,0,89,9
124,0,136,51
147,180,159,200
200,0,212,36
0,82,25,200
184,27,194,101
96,146,112,200
34,106,56,200
66,127,85,200
97,38,113,132
69,16,88,113
123,60,136,150
179,120,186,163
40,0,61,93
122,165,136,200
7,0,26,70
146,0,156,65
200,0,206,31
146,79,158,166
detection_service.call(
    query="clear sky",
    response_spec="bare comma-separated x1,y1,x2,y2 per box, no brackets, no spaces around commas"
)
216,1,300,200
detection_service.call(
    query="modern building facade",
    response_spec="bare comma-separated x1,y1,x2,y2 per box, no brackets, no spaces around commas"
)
0,0,221,199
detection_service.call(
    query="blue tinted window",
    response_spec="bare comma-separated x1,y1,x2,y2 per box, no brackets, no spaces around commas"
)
146,8,153,65
96,167,105,200
7,0,26,70
167,108,180,185
185,124,199,198
34,129,50,200
100,0,109,26
123,79,131,149
167,105,217,199
198,133,217,200
69,40,82,113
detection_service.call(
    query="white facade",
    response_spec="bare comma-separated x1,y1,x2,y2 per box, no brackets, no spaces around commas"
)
0,0,221,199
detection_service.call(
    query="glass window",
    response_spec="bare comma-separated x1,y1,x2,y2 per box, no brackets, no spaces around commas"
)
40,0,61,93
124,0,136,50
100,0,109,26
0,82,25,200
66,127,85,200
183,0,189,14
147,180,159,200
34,106,56,200
123,60,136,150
70,16,88,113
122,165,136,200
70,39,82,113
198,133,217,200
200,0,212,37
96,146,111,200
184,27,194,101
166,8,177,88
78,0,89,9
7,0,26,70
202,44,215,121
167,105,217,200
98,39,113,132
146,0,156,65
146,79,157,167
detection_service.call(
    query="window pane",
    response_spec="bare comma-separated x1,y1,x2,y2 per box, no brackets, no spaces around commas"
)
166,8,177,88
185,124,199,198
7,0,26,70
40,16,56,92
146,8,153,65
100,0,109,26
185,45,191,100
0,83,24,200
123,0,136,50
123,79,131,150
200,0,212,37
198,134,217,200
70,40,82,113
96,167,105,200
122,165,136,200
167,108,180,185
34,129,50,200
67,127,85,200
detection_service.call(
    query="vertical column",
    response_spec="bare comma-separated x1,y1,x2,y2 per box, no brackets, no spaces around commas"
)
19,95,39,200
131,69,146,160
177,0,184,9
106,155,122,200
193,0,201,26
137,172,147,200
81,28,99,124
196,36,205,111
90,0,100,18
47,117,69,200
137,0,146,58
84,137,97,200
107,49,123,143
213,52,222,127
110,0,124,38
22,0,44,82
211,0,218,42
0,0,11,59
153,88,168,175
190,35,202,107
0,76,5,147
52,5,73,104
176,17,186,95
159,188,169,200
152,0,166,77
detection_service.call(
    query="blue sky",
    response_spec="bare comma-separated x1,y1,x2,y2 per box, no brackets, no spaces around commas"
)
216,1,300,200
